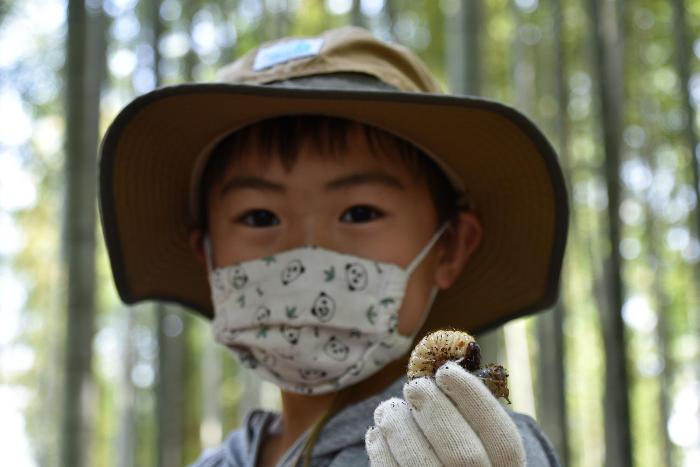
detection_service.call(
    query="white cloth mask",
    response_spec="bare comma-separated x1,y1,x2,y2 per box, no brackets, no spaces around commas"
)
206,223,448,395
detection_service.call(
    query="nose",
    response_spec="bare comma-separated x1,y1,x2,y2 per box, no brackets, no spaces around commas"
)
284,213,333,250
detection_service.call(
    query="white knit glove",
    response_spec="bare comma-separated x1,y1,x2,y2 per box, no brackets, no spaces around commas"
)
365,362,526,467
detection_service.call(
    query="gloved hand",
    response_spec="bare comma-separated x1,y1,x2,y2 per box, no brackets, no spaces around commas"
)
365,361,526,467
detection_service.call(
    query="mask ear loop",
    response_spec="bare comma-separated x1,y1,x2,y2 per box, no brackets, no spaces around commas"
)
408,286,440,337
396,282,441,339
405,222,450,275
398,223,450,338
203,236,215,273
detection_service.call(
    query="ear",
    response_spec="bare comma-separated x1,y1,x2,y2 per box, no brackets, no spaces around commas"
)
189,228,206,265
433,210,483,289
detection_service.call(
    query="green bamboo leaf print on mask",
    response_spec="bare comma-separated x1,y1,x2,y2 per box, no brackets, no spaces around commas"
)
366,305,377,325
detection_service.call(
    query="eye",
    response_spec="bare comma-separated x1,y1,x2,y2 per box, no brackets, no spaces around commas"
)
339,205,384,223
237,209,280,227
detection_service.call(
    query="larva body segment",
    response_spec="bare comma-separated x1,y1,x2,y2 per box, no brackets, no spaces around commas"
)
407,330,477,378
407,329,511,403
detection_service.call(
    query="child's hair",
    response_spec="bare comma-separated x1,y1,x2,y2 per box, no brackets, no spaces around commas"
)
197,115,460,232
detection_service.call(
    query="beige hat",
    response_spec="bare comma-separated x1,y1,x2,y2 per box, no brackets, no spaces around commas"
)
99,26,569,333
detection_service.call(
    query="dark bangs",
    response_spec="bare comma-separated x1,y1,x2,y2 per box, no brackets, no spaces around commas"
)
198,115,459,230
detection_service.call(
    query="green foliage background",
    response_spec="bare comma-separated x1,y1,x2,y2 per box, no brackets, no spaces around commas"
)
1,0,699,466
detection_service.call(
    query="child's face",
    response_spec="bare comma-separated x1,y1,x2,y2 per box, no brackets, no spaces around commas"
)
205,129,449,335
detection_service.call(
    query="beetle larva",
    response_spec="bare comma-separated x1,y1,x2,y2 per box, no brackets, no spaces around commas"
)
407,329,511,403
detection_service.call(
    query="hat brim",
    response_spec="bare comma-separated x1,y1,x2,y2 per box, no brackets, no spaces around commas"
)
99,83,568,333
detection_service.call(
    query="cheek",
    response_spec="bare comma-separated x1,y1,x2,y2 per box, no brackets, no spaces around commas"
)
396,256,438,336
207,197,283,267
208,215,257,268
208,204,241,267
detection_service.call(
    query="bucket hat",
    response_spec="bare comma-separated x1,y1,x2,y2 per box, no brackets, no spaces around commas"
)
99,26,569,333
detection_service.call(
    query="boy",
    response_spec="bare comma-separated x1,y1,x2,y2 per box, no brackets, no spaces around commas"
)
99,26,568,466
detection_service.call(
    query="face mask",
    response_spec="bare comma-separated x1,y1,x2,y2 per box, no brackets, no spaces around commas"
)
206,223,448,395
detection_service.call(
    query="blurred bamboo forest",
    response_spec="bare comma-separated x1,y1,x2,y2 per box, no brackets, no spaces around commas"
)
1,0,700,465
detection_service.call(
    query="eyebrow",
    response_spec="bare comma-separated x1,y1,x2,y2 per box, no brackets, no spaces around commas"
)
218,171,405,198
219,176,286,197
325,171,405,191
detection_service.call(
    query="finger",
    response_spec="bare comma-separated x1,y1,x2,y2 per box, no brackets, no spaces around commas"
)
404,378,491,467
435,362,525,467
373,397,442,466
365,426,400,467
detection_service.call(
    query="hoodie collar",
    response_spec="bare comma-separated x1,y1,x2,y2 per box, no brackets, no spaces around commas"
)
310,377,405,457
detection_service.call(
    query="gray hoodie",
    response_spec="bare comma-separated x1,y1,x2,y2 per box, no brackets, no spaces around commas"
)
189,377,561,467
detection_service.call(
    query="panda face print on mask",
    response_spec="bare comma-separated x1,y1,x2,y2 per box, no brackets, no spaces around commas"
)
206,223,449,395
311,292,336,322
345,263,368,291
324,336,350,361
281,259,305,285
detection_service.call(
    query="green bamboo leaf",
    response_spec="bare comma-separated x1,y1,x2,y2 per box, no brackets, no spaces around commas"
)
366,305,377,324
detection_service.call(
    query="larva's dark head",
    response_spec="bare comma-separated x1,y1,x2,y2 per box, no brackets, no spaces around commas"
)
458,341,481,372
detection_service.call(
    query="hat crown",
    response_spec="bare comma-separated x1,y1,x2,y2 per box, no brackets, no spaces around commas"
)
216,26,442,94
99,27,568,333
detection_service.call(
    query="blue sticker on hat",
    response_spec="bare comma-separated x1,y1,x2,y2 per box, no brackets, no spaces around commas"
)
253,38,324,72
